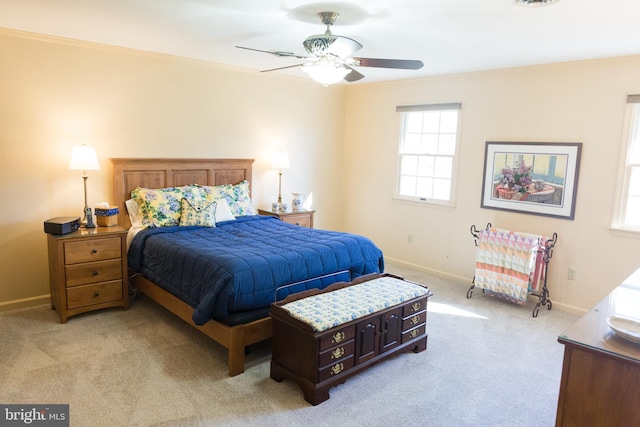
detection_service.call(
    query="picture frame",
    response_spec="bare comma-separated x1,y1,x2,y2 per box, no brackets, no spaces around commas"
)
480,141,582,220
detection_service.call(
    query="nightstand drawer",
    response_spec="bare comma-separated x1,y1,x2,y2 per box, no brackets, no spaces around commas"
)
64,237,121,264
282,214,312,228
66,280,123,309
257,209,315,229
65,259,123,287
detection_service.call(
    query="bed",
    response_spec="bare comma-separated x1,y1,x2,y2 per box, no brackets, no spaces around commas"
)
111,158,384,376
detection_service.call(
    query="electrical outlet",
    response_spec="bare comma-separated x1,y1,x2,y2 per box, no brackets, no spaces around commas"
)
568,268,577,281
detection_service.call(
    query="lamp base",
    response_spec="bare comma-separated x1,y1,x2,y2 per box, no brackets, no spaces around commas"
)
82,207,96,228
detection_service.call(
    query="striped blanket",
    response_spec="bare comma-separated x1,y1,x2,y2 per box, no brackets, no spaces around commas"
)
474,227,546,305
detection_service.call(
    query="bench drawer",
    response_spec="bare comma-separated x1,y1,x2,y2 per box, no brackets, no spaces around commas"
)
318,356,355,383
401,324,426,344
319,340,355,368
319,325,355,352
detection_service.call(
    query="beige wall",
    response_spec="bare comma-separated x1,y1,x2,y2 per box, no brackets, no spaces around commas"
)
0,29,346,309
343,56,640,313
3,28,640,314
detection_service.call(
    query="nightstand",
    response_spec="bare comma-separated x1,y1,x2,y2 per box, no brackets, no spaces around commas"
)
46,226,129,323
257,209,315,228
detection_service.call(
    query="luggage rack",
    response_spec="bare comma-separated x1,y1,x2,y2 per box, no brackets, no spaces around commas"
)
467,223,557,317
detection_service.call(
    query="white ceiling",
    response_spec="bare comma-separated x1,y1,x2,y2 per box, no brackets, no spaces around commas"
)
2,0,640,84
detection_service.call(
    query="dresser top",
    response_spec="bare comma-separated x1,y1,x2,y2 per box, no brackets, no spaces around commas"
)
47,225,127,240
559,267,640,364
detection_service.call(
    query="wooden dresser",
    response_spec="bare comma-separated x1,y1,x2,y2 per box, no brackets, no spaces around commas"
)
270,273,432,405
556,268,640,426
47,226,129,323
257,208,315,228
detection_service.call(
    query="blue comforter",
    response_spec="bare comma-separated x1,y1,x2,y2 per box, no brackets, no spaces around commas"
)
128,215,384,325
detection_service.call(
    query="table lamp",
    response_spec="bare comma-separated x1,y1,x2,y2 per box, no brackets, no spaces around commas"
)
69,145,100,228
271,150,290,205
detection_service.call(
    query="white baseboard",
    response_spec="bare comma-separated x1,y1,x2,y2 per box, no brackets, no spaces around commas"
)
0,295,50,312
384,256,471,283
384,256,588,316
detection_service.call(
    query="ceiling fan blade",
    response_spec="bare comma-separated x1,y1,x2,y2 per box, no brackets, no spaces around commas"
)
325,36,362,59
236,46,307,59
344,67,365,82
260,64,304,73
352,57,424,70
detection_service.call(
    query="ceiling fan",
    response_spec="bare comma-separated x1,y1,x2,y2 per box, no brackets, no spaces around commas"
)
236,12,424,86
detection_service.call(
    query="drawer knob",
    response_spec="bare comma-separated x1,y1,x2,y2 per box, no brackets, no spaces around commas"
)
331,347,345,360
411,315,420,325
411,302,421,312
410,329,419,338
330,363,344,376
91,249,98,254
93,292,100,298
331,331,345,344
92,271,99,276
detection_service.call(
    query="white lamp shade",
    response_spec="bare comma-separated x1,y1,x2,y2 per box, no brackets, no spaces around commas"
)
271,150,290,170
69,146,100,171
301,62,351,87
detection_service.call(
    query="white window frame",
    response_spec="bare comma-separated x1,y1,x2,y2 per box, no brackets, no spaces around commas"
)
612,95,640,237
395,103,461,207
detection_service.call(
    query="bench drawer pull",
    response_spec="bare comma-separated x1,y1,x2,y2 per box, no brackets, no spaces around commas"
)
331,347,345,360
330,363,344,376
331,331,345,344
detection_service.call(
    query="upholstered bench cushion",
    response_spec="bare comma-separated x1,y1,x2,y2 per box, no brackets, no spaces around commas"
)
280,277,429,332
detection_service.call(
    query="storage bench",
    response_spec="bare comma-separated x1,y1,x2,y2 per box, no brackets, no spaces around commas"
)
269,273,433,405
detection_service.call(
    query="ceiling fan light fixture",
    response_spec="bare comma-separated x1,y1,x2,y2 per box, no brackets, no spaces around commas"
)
510,0,559,6
301,62,351,87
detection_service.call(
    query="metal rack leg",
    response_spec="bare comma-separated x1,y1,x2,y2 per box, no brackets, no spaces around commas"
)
532,266,552,318
467,276,475,298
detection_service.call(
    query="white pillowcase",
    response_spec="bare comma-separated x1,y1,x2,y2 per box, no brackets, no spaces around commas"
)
125,198,144,229
214,198,236,223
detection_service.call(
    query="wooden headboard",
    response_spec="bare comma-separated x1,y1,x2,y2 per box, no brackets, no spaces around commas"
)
110,158,254,229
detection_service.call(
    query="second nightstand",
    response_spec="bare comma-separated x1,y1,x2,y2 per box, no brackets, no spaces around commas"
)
257,209,315,228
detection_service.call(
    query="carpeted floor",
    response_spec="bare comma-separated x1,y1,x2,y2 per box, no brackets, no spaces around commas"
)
0,261,578,426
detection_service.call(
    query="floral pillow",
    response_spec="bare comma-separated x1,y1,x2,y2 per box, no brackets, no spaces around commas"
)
179,198,216,227
195,181,255,216
131,186,199,228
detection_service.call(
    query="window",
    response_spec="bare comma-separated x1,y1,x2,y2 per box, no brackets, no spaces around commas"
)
613,95,640,232
396,103,461,204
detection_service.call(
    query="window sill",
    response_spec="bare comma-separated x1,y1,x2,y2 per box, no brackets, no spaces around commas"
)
392,196,456,210
609,226,640,240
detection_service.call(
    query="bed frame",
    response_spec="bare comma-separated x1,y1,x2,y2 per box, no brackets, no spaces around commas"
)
111,158,272,376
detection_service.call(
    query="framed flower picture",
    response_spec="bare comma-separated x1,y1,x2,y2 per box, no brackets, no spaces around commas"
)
480,141,582,220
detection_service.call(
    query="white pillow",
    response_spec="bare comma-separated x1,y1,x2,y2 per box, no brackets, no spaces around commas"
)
215,198,236,223
125,198,144,229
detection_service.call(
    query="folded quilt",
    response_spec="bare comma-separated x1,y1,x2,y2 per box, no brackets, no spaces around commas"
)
474,227,544,305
